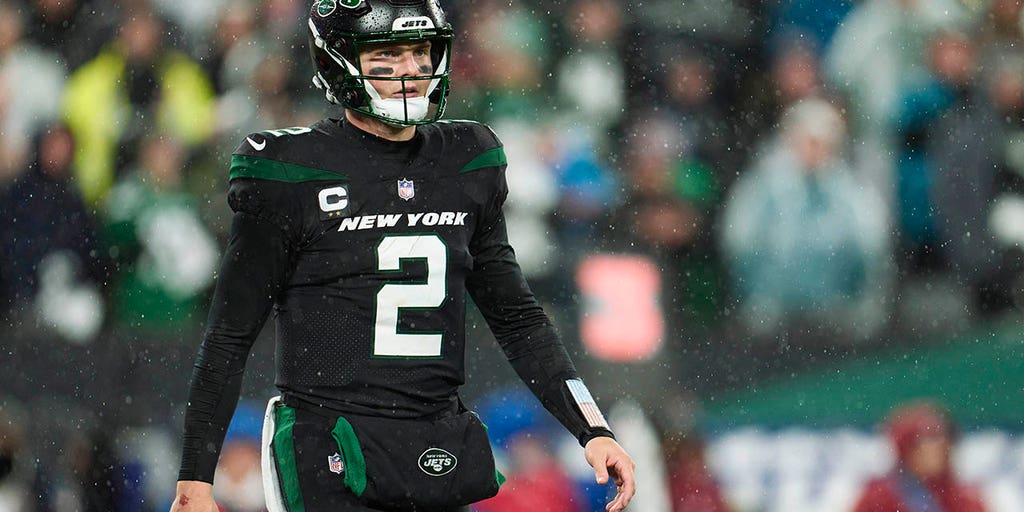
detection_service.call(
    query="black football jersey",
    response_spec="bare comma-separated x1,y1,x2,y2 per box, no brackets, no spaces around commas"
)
228,118,511,417
179,118,610,483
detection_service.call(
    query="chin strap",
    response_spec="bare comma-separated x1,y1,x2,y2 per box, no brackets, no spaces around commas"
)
312,74,340,104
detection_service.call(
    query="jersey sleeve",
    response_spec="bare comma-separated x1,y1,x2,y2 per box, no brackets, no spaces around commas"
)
465,131,614,446
177,162,304,482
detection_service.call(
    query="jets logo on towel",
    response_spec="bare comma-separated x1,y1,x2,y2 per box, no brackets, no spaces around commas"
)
328,453,345,474
418,448,457,476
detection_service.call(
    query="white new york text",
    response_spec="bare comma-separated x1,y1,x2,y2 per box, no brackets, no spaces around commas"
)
337,211,469,232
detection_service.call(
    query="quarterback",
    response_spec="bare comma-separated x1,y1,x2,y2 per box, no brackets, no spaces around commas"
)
170,1,635,511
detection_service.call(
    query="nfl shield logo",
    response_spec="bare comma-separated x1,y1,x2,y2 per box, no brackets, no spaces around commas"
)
397,179,415,201
328,453,344,474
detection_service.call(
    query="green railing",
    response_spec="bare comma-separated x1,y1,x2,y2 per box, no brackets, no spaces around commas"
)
703,324,1024,430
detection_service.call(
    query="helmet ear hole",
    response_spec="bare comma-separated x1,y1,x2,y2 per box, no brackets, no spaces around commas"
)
311,43,336,74
317,56,332,72
429,40,446,70
342,83,362,106
428,87,445,103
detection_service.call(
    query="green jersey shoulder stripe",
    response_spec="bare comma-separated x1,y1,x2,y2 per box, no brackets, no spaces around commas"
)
458,147,506,174
230,154,348,182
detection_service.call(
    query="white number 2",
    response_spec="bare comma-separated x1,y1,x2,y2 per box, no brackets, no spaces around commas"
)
265,126,312,137
374,234,447,357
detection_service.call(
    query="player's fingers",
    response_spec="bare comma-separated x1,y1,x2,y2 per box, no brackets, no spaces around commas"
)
606,489,628,512
606,487,632,512
608,464,624,486
606,489,623,511
618,471,636,504
593,457,610,484
618,457,636,490
608,459,636,511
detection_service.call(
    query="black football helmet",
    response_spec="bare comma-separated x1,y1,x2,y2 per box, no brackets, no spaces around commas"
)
308,0,453,125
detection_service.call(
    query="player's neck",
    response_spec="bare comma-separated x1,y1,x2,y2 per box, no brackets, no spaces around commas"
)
345,110,417,141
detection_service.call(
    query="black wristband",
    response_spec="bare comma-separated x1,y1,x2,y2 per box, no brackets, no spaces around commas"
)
579,428,616,447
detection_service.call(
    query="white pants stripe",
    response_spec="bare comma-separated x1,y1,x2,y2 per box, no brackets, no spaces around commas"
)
261,396,288,512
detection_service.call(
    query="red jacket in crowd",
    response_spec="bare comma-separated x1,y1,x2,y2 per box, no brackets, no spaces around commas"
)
852,474,987,512
853,401,987,512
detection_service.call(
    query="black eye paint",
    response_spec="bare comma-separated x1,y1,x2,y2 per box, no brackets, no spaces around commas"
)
368,67,394,76
418,65,433,74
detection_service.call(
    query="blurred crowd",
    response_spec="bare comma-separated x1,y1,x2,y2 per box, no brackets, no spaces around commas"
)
1,0,1023,510
2,0,1023,344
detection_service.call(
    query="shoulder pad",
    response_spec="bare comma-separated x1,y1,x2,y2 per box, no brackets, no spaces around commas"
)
435,119,502,148
231,126,348,183
233,126,317,158
432,120,506,174
229,154,349,183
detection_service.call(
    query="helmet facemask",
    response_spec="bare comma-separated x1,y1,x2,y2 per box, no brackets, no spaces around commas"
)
309,17,452,126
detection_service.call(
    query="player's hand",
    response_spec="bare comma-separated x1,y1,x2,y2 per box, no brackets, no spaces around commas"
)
169,480,220,512
584,436,636,512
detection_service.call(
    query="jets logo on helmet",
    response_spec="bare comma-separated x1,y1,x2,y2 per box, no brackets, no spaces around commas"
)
392,17,434,30
316,0,337,16
307,0,453,126
317,0,361,16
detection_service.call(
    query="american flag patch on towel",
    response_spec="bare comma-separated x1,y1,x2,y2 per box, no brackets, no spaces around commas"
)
566,379,610,429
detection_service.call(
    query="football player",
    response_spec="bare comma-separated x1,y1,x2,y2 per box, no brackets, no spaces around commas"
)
170,1,635,511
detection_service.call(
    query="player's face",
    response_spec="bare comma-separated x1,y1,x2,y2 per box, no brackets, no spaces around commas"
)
359,40,433,100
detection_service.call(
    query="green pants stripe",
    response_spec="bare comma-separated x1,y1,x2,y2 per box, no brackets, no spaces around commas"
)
273,405,306,512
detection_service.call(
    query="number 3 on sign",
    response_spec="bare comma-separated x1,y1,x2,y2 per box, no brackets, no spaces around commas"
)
373,234,447,357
